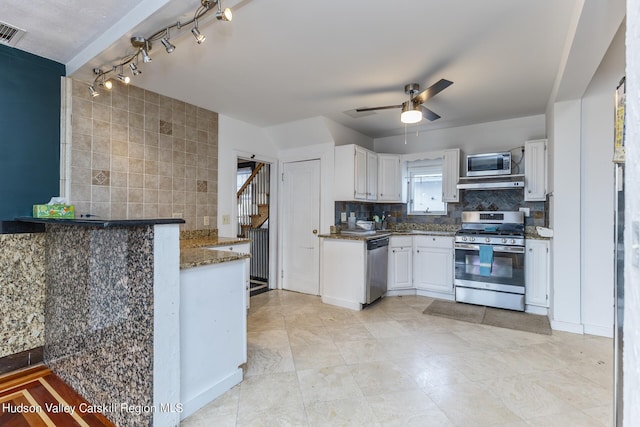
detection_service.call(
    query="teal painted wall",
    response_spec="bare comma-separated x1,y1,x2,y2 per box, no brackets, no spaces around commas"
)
0,45,65,220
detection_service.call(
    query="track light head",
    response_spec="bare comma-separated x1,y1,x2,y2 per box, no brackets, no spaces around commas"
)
129,62,141,76
216,7,232,21
89,86,99,97
101,80,113,90
117,73,130,84
191,22,205,44
161,38,176,53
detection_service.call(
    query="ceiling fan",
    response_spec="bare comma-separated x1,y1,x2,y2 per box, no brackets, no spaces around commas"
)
356,79,453,124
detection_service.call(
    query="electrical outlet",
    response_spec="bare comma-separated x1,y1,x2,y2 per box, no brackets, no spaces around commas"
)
341,212,347,222
203,216,209,226
222,214,230,225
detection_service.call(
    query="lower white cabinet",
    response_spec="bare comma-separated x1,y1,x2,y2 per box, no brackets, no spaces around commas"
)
388,236,413,289
180,259,246,419
388,235,454,297
413,236,454,294
525,239,550,311
208,242,251,308
320,238,366,310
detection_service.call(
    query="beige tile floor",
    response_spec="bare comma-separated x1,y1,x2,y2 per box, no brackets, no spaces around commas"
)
182,291,614,427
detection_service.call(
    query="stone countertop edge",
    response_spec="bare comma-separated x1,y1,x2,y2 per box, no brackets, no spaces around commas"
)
318,232,392,241
16,216,185,227
318,230,458,240
180,247,250,269
180,236,251,249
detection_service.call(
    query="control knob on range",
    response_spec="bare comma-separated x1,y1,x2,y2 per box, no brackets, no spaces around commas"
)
462,236,467,241
470,237,475,242
501,238,507,244
485,238,490,243
510,239,515,244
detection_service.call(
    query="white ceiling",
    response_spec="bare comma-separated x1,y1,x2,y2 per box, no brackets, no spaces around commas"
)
0,0,623,139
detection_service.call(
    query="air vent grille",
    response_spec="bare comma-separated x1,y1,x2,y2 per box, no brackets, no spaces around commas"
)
0,21,25,47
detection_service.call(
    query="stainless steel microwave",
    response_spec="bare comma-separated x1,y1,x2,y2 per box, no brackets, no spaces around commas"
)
466,152,511,176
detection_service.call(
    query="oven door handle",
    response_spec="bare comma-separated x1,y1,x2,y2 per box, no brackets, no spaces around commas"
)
454,243,525,254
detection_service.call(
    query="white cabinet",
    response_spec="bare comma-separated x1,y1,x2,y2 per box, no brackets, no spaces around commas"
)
180,259,246,419
334,144,378,201
413,236,454,294
442,148,460,203
207,241,250,308
320,238,366,310
525,239,550,311
388,236,412,289
377,154,402,202
524,139,547,201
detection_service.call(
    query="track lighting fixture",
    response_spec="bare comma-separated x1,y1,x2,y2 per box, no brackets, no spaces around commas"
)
117,73,130,84
129,62,141,76
88,0,233,97
216,3,232,21
161,37,175,53
191,21,206,44
400,101,422,124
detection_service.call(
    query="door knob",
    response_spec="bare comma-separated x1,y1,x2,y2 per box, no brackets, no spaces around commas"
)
312,229,318,234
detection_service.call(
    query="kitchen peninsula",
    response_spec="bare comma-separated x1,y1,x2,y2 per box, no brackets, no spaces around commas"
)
17,217,249,426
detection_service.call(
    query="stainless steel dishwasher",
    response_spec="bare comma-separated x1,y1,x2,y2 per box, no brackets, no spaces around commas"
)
365,236,389,304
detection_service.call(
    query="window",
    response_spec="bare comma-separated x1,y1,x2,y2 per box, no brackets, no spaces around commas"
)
407,158,446,215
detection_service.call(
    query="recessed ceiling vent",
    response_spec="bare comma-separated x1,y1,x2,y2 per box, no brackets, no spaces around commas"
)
0,21,26,47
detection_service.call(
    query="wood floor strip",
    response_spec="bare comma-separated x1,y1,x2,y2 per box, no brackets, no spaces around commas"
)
0,366,116,427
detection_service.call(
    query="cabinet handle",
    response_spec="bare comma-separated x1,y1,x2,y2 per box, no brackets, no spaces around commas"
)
528,190,532,193
416,249,420,253
433,238,436,241
392,249,396,253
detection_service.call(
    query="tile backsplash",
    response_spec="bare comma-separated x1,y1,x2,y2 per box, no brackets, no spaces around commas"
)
67,78,218,230
335,189,547,228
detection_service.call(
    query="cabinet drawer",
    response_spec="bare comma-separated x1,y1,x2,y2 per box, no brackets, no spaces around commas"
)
207,243,250,254
415,235,453,249
390,236,412,248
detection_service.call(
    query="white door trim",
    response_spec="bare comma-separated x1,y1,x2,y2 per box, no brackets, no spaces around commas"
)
234,150,278,291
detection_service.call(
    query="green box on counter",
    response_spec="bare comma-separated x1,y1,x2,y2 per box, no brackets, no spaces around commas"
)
32,204,75,219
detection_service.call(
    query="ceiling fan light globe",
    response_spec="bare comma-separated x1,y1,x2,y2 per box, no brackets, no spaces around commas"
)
401,101,422,123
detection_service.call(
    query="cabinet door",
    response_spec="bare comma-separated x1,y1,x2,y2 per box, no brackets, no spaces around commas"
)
377,154,402,202
525,239,550,307
354,146,368,200
208,243,251,308
442,149,460,203
388,238,412,289
413,236,454,293
524,139,547,201
366,150,378,201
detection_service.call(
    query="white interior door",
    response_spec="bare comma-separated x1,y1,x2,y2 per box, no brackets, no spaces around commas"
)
282,159,321,295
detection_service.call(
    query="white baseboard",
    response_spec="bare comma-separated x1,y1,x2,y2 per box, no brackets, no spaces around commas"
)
583,324,614,338
416,289,455,301
180,368,243,420
525,305,548,315
386,289,416,297
321,296,362,311
550,320,584,334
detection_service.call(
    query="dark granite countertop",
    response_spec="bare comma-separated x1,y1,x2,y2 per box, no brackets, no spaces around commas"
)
17,217,185,227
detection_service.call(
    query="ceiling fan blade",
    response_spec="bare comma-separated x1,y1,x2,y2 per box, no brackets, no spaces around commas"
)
421,105,441,121
355,104,402,112
412,79,453,105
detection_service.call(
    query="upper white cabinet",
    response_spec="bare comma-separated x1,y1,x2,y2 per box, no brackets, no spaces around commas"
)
524,139,547,201
377,154,402,202
525,239,550,311
335,144,378,201
442,148,460,203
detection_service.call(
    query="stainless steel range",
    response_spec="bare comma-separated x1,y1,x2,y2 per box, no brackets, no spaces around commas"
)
454,211,525,311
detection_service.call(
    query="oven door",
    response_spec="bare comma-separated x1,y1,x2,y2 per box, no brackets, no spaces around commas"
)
454,243,525,293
